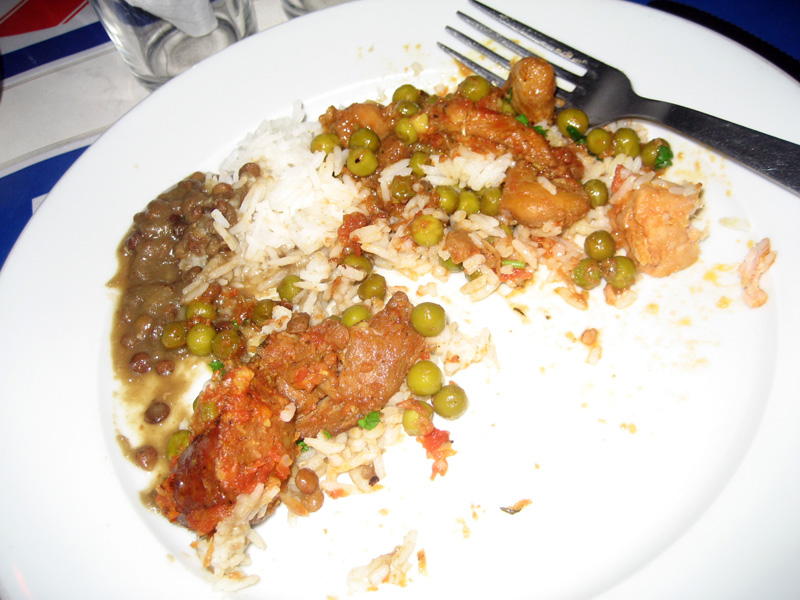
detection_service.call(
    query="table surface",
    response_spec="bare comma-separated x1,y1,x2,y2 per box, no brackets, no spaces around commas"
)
0,0,798,269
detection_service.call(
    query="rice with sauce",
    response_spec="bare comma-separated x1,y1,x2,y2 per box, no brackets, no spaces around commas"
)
137,58,722,591
170,99,706,589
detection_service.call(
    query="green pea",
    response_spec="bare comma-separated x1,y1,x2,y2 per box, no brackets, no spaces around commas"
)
439,257,463,273
342,253,373,273
341,305,371,327
346,147,378,177
211,328,240,360
465,268,483,282
613,127,641,157
357,273,387,301
349,127,380,151
432,384,468,419
407,360,443,396
395,117,419,145
195,400,218,423
395,100,420,117
640,138,671,169
457,189,480,215
601,255,637,289
409,151,430,177
185,301,216,320
458,75,491,101
411,302,446,337
410,112,429,135
390,175,415,202
251,299,274,326
402,401,434,436
186,323,215,356
498,98,515,115
556,107,589,139
161,321,187,350
310,132,340,154
572,258,602,290
585,128,612,156
479,187,502,216
584,230,615,261
277,274,302,302
583,179,609,208
165,429,191,460
436,186,459,214
393,83,420,104
410,214,444,247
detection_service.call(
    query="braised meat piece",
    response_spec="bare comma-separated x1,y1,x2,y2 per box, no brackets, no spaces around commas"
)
251,292,425,438
437,97,569,177
739,237,777,308
609,181,705,277
302,291,426,437
251,316,350,432
155,366,296,535
319,102,395,145
444,229,481,265
504,56,556,124
500,161,590,229
246,291,424,441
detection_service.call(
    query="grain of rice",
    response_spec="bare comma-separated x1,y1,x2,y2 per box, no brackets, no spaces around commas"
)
347,530,418,592
537,175,558,195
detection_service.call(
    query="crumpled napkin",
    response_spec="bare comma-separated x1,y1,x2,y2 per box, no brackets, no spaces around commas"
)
126,0,217,37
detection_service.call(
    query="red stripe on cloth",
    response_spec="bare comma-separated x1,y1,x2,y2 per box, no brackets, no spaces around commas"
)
0,0,89,36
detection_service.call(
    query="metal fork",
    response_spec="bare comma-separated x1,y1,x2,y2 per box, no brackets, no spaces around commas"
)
440,0,800,195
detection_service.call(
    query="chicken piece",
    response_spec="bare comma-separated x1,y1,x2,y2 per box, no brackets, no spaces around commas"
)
437,97,578,178
296,291,425,437
609,181,705,277
156,293,425,534
504,56,556,124
319,102,394,144
739,237,777,308
155,366,296,535
500,161,590,229
252,317,350,425
444,229,481,265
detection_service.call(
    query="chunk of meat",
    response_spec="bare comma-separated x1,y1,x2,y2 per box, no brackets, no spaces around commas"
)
443,229,502,272
500,161,590,229
155,366,296,535
444,229,480,265
609,181,705,277
320,102,394,144
296,292,425,437
248,291,424,439
739,237,776,308
504,56,556,124
252,317,350,427
438,97,568,176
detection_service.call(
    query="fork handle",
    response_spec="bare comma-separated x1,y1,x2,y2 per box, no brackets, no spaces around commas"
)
633,98,800,195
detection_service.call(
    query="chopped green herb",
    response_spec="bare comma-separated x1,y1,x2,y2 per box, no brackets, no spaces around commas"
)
500,505,522,515
502,259,527,269
533,125,547,137
323,429,333,439
515,114,529,126
566,124,586,144
296,439,309,453
358,410,382,430
654,145,674,170
209,359,224,372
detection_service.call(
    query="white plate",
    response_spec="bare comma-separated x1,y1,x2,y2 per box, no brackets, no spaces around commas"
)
1,1,799,598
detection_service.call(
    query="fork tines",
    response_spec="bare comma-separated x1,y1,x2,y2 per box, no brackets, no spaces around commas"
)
440,0,594,89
